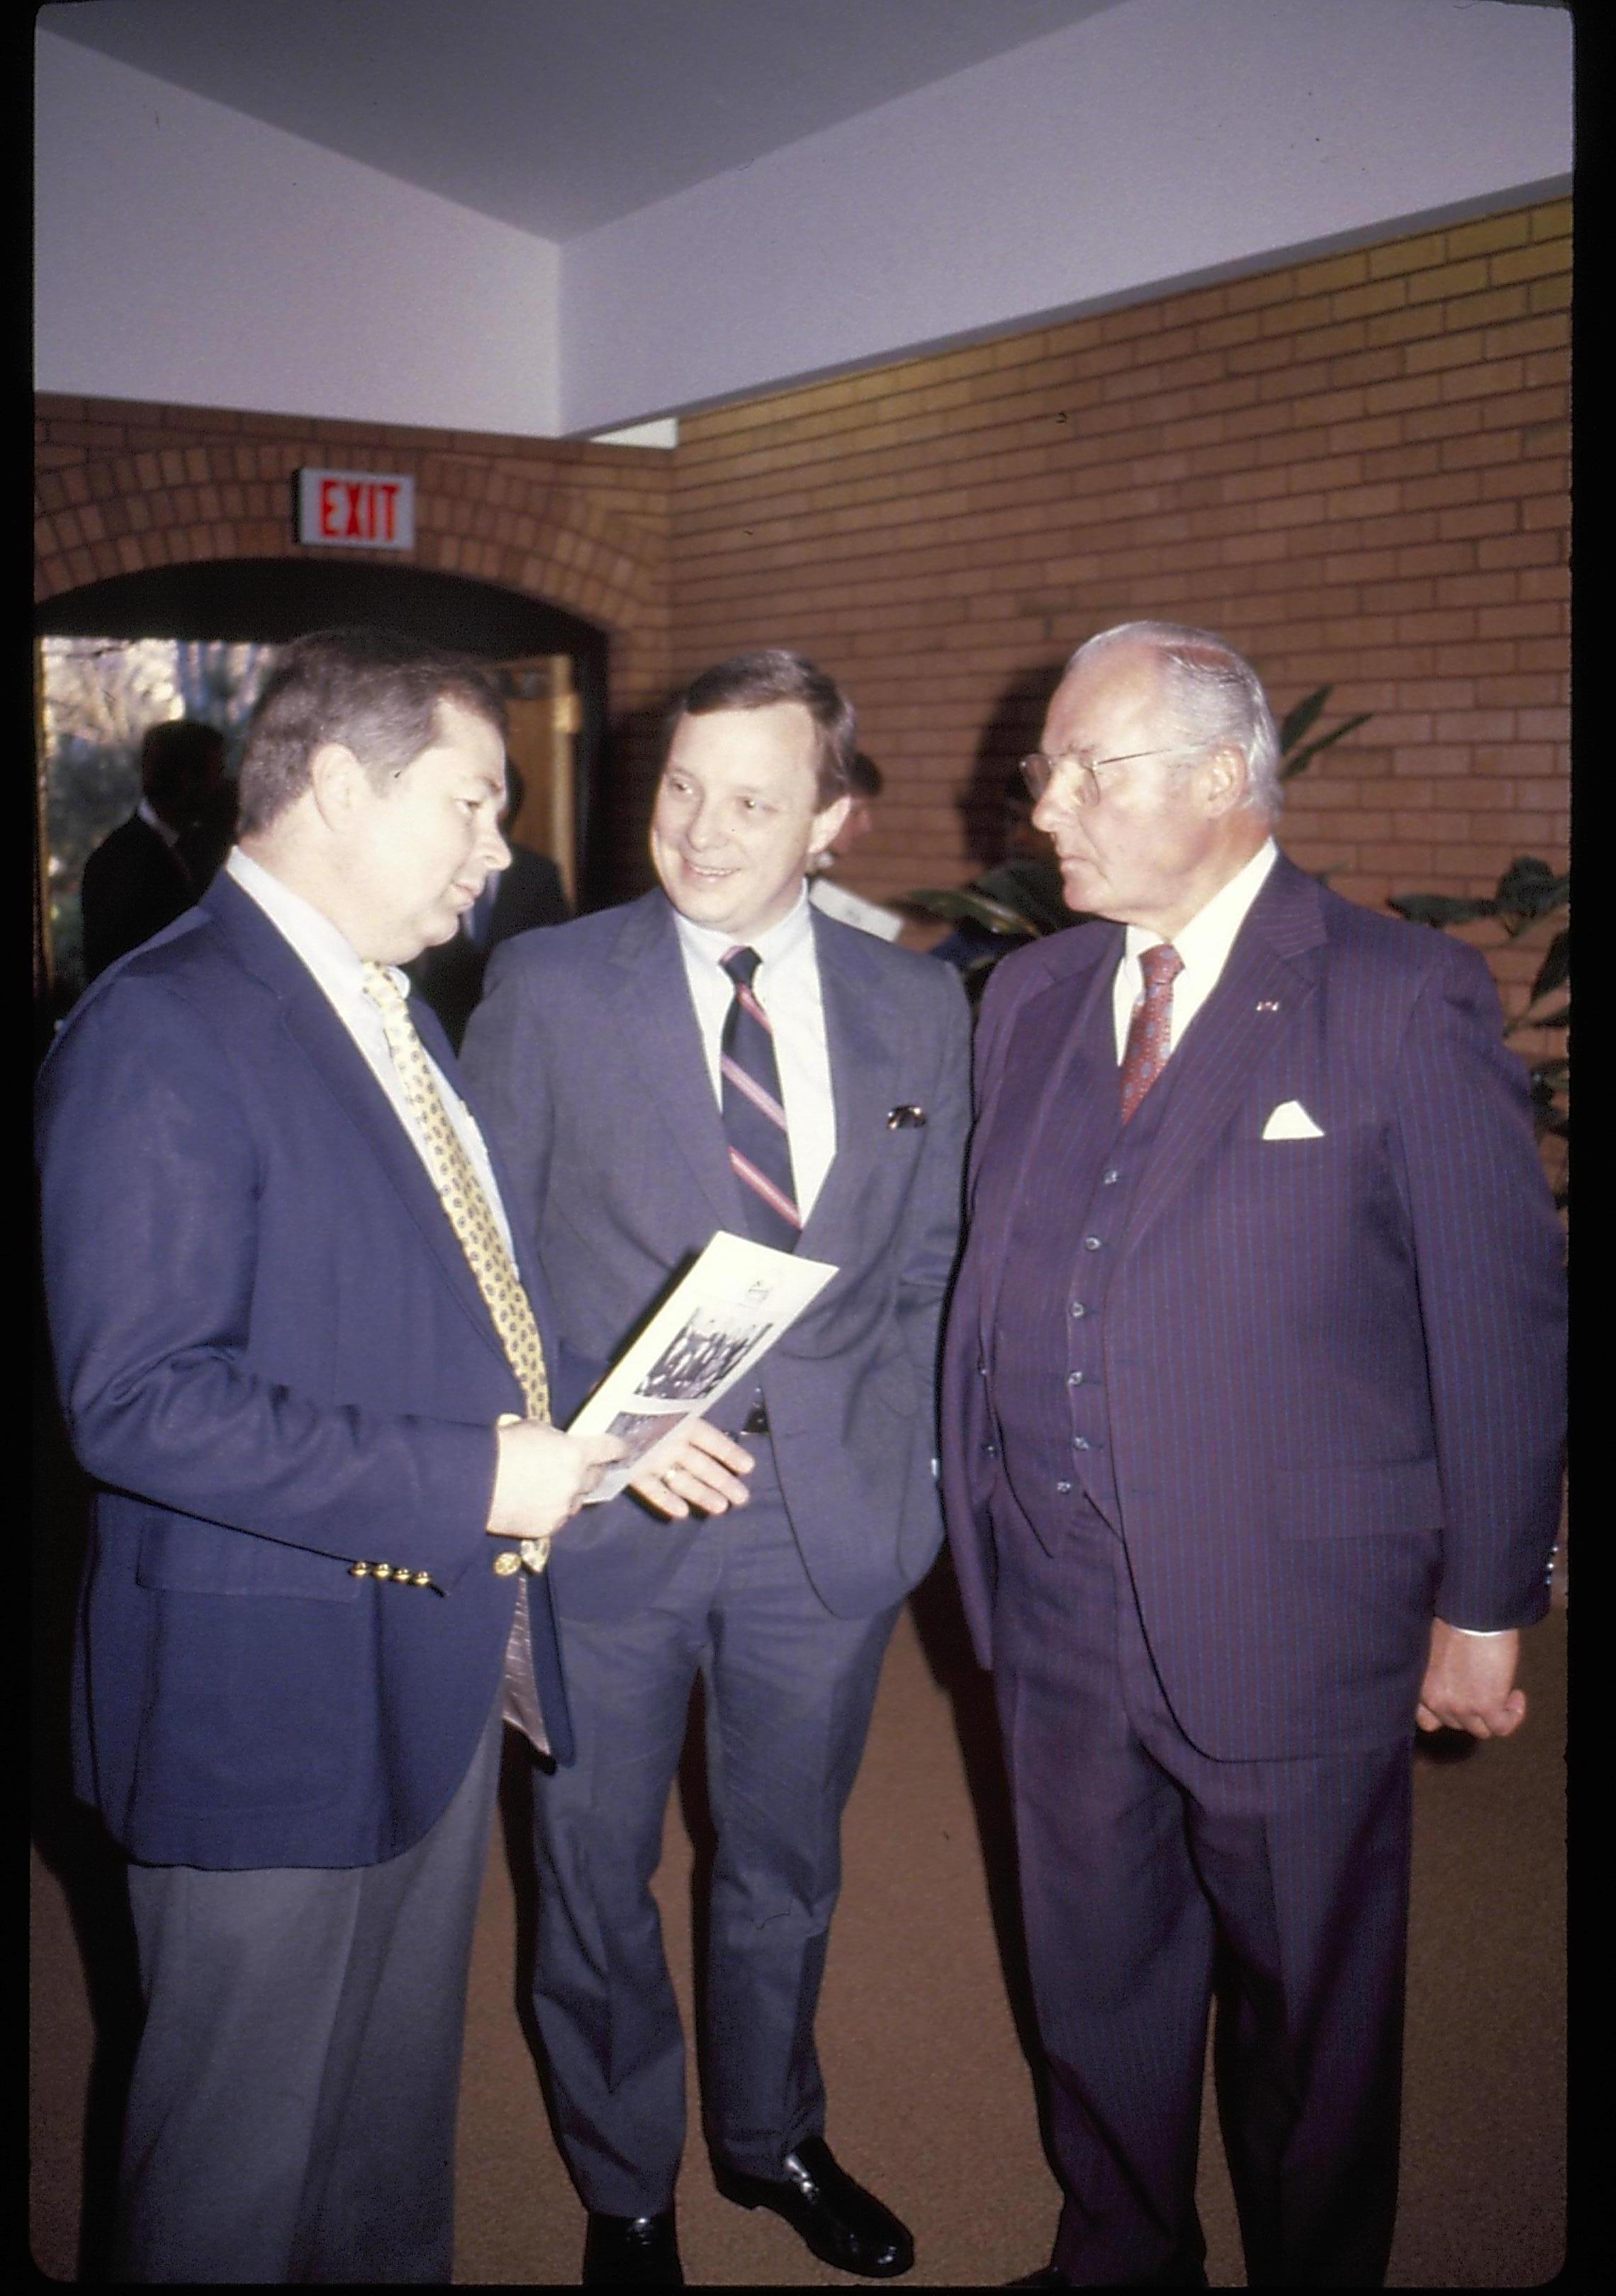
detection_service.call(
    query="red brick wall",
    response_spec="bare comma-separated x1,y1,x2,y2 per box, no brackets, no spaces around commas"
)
671,199,1569,1035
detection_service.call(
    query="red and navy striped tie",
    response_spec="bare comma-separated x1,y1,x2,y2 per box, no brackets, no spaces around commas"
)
719,945,802,1251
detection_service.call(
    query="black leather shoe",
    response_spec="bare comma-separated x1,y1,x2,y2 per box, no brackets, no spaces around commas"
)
581,2210,683,2287
715,2135,914,2277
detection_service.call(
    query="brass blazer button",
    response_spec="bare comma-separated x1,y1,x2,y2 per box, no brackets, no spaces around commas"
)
493,1551,521,1577
349,1560,371,1577
374,1563,393,1580
413,1570,432,1587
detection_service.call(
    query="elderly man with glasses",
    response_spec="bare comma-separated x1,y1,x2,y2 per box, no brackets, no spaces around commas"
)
940,621,1564,2288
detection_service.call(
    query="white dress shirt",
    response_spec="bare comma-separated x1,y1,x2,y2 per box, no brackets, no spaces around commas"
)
671,887,838,1220
1111,837,1279,1062
137,796,182,851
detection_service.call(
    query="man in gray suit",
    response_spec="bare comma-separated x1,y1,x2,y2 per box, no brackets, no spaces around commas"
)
462,651,971,2287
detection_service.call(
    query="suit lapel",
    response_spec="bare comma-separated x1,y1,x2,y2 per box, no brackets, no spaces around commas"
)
795,912,897,1256
609,893,747,1234
1120,856,1328,1257
203,877,522,1383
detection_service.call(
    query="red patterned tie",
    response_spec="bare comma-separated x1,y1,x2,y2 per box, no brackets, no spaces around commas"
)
1119,942,1184,1121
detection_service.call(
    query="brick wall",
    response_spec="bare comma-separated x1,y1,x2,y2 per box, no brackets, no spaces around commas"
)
671,199,1569,1035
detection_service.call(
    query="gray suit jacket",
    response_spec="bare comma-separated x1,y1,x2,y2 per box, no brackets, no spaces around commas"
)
461,890,972,1621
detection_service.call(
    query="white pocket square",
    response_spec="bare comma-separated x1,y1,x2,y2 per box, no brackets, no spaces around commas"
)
1262,1099,1325,1140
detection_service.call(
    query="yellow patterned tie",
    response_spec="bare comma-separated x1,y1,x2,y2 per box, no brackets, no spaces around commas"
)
362,961,554,1570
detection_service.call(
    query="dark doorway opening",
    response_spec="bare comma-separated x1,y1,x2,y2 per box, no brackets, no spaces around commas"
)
35,558,612,994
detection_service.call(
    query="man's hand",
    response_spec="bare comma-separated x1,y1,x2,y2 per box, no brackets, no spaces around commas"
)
1416,1620,1526,1738
629,1419,754,1519
488,1421,627,1541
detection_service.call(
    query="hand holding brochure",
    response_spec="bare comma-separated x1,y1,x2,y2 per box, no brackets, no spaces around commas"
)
567,1230,838,1502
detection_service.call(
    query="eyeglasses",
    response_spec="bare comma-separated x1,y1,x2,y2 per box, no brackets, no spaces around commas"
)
1018,746,1194,807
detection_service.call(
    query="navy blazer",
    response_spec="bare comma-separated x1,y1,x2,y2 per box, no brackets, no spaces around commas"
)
940,855,1566,1760
37,874,592,1869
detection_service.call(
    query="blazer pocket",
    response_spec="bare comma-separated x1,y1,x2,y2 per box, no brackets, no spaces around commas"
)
135,1508,361,1600
1272,1458,1443,1539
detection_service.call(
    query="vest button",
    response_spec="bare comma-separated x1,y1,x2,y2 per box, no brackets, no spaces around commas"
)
1082,1236,1102,1251
1072,1436,1092,1451
1070,1301,1087,1318
1055,1480,1073,1495
1102,1169,1120,1185
1067,1371,1084,1386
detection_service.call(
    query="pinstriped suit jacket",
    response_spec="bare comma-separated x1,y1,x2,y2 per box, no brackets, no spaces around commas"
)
940,854,1565,1761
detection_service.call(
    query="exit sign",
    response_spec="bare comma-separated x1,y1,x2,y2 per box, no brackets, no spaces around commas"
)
296,468,415,550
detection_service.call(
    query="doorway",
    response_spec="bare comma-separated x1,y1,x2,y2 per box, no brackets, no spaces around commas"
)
35,558,609,1025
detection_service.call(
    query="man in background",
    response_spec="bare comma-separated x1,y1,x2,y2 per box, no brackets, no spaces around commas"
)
410,758,571,1046
37,627,748,2283
464,649,970,2287
941,620,1564,2287
807,749,904,942
79,716,228,981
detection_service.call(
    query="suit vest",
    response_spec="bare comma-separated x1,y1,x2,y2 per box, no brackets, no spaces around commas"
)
992,969,1178,1545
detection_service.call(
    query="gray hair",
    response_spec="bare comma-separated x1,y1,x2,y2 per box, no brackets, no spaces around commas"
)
1070,621,1281,816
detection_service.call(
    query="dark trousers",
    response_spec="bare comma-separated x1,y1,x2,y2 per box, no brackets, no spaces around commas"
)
111,1704,503,2284
531,1456,900,2217
994,1492,1409,2288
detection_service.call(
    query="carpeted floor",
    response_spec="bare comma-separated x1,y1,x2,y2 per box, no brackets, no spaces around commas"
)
30,1546,1564,2288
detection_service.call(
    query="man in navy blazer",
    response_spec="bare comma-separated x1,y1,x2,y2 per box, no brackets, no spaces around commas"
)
36,629,749,2284
939,622,1564,2288
463,650,970,2286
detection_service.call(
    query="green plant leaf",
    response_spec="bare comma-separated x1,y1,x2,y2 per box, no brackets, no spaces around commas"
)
1529,928,1570,1001
904,887,1036,935
1279,711,1374,781
1277,685,1330,755
1388,892,1496,926
1493,856,1569,920
973,857,1076,935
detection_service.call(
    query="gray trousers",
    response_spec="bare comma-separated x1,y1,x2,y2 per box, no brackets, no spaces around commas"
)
531,1458,900,2217
111,1705,503,2284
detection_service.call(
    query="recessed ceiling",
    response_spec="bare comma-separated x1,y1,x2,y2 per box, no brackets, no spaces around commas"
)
40,0,1127,239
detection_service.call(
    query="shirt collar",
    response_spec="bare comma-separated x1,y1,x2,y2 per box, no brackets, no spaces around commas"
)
1123,837,1278,977
136,797,181,850
226,846,409,1008
670,883,814,972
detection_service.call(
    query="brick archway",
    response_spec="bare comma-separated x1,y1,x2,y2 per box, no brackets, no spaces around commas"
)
35,442,659,640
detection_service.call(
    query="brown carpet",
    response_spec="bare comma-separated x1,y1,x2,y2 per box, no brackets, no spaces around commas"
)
29,1563,1565,2287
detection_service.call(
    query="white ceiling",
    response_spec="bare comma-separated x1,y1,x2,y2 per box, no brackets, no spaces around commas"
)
40,0,1129,240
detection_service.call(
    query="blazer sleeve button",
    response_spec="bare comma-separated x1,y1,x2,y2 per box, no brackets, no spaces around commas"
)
413,1570,432,1587
493,1551,522,1577
349,1561,371,1577
373,1563,393,1580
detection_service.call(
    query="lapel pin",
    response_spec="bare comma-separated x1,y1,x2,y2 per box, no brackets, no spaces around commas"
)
887,1104,926,1129
1255,1000,1281,1013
